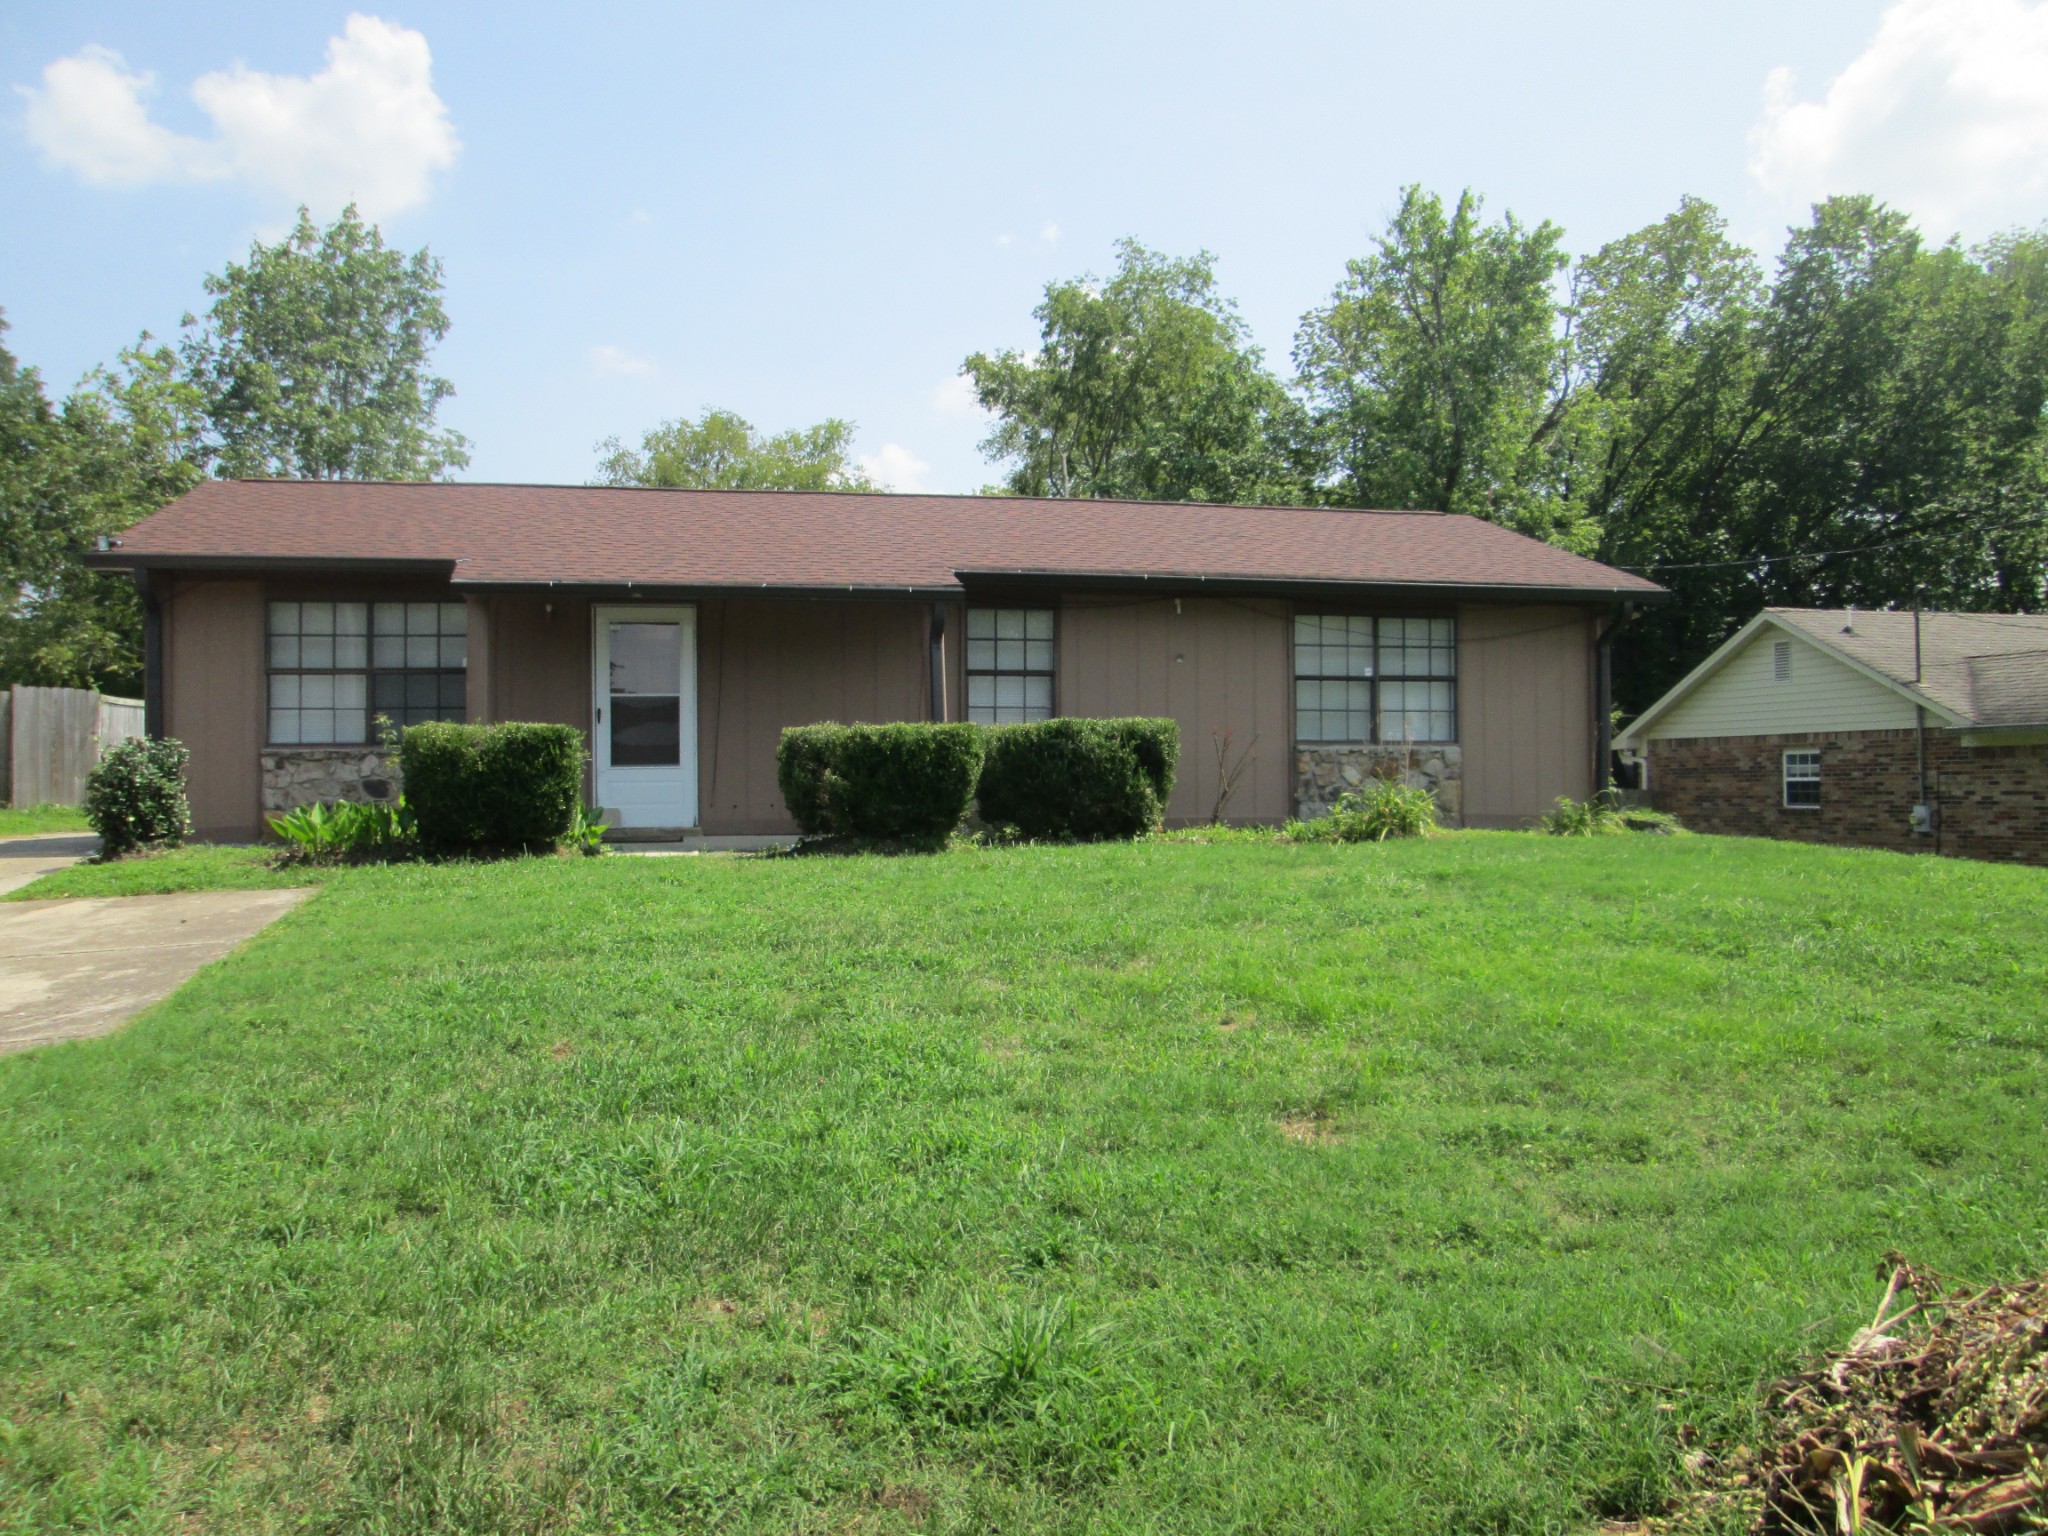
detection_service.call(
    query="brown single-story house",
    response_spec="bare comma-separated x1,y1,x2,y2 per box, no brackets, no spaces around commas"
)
89,480,1665,843
1617,607,2048,865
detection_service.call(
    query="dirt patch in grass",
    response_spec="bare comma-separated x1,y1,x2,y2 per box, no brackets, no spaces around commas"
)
1276,1112,1337,1145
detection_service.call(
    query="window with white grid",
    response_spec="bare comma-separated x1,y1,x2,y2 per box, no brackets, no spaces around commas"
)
966,608,1055,724
1293,614,1456,744
1783,749,1821,808
267,600,467,744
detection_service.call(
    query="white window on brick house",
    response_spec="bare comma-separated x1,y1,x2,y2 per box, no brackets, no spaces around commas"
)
965,608,1055,724
1783,748,1821,808
267,600,467,744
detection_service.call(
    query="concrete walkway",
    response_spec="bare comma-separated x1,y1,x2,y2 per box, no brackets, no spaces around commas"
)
0,833,313,1054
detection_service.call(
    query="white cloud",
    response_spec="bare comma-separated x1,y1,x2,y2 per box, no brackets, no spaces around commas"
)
588,344,658,379
1040,220,1060,242
857,442,932,492
995,232,1014,247
1748,0,2048,238
19,14,459,219
930,372,987,418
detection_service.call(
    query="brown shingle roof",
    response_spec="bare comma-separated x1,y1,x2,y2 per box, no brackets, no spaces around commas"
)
96,479,1665,600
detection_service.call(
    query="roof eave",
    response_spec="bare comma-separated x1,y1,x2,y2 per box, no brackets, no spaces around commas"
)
84,550,457,576
953,568,1668,604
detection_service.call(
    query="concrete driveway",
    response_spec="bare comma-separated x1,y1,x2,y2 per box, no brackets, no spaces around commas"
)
0,833,312,1054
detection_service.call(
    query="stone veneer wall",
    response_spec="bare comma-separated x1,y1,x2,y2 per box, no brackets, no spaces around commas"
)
260,748,403,816
1296,745,1462,825
1649,728,2048,866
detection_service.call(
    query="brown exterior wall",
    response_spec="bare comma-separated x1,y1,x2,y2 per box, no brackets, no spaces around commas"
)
163,575,264,839
156,577,1604,841
1056,595,1291,825
696,598,931,834
1649,728,2048,865
1457,604,1598,827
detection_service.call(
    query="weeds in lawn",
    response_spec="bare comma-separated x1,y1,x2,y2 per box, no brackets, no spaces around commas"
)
1541,794,1685,836
1285,777,1440,842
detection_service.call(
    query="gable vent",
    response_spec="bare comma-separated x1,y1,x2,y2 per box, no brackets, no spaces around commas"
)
1773,640,1792,681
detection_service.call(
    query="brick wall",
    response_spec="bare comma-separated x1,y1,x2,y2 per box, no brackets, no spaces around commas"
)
1648,728,2048,866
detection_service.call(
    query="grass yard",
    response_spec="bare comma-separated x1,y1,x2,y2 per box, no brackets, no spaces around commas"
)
0,804,90,838
1,834,2043,1534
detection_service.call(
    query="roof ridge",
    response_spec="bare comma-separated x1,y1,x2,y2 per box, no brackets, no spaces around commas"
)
212,477,1455,518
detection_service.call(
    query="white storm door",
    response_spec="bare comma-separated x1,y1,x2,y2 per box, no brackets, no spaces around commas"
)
593,606,697,828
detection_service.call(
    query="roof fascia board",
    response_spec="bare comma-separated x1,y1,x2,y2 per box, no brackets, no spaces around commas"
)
452,579,965,601
1615,612,1778,745
954,569,1664,604
84,551,455,576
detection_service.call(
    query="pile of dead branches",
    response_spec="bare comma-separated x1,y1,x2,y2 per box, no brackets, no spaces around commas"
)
1720,1257,2048,1533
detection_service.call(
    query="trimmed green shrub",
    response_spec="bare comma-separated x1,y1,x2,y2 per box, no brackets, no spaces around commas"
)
399,720,584,854
1285,778,1440,843
84,737,192,857
776,722,986,845
976,717,1180,841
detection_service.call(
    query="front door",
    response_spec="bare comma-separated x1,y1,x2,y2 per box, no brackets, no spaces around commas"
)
592,606,697,829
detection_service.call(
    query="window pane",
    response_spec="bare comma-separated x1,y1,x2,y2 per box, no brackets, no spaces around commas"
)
406,636,438,667
1024,609,1053,639
996,609,1025,639
335,674,365,709
608,622,680,696
438,636,466,668
270,709,300,743
301,635,334,669
373,673,406,711
1024,639,1053,671
441,602,467,633
374,635,405,668
612,695,681,766
996,674,1024,709
440,673,466,710
268,602,299,636
334,635,367,668
406,673,438,709
302,602,334,635
408,602,439,634
302,674,334,707
967,610,995,639
270,674,302,707
374,603,405,635
336,603,368,635
269,636,300,668
967,675,994,709
966,639,996,670
1023,675,1052,714
996,638,1024,670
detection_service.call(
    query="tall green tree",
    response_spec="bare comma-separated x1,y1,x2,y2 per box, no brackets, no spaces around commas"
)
964,240,1303,503
594,408,877,491
180,204,469,480
1295,186,1573,538
0,324,207,691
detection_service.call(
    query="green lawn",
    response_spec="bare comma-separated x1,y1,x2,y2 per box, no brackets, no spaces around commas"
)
0,804,91,838
3,842,322,899
1,835,2043,1534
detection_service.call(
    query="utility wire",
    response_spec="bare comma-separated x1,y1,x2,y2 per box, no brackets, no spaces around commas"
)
1614,509,2048,574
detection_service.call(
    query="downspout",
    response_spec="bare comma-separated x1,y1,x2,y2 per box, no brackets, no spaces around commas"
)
1912,592,1933,847
928,602,947,722
1593,602,1635,803
136,569,165,740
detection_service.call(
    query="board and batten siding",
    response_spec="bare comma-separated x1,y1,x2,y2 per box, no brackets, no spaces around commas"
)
1457,604,1598,827
1636,626,1917,740
164,575,265,839
1056,595,1292,825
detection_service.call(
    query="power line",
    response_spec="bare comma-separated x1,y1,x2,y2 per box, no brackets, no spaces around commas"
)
1613,510,2048,575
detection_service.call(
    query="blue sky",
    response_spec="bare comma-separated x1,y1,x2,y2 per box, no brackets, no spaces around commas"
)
7,0,2047,493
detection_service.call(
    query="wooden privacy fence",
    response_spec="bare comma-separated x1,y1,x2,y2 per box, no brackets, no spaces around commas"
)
0,686,146,807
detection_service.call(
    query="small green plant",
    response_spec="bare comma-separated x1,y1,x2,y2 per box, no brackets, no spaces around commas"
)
268,798,412,862
1285,777,1440,843
84,737,191,857
1539,794,1684,836
568,803,610,856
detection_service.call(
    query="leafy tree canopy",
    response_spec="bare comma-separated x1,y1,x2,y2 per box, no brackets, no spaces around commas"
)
1296,187,1573,539
964,239,1305,504
594,408,877,492
180,204,469,481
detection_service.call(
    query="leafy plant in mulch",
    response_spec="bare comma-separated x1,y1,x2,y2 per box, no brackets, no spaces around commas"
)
1284,778,1440,843
1677,1258,2048,1534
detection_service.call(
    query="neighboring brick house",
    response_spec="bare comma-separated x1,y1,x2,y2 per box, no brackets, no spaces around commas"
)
1618,608,2048,865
